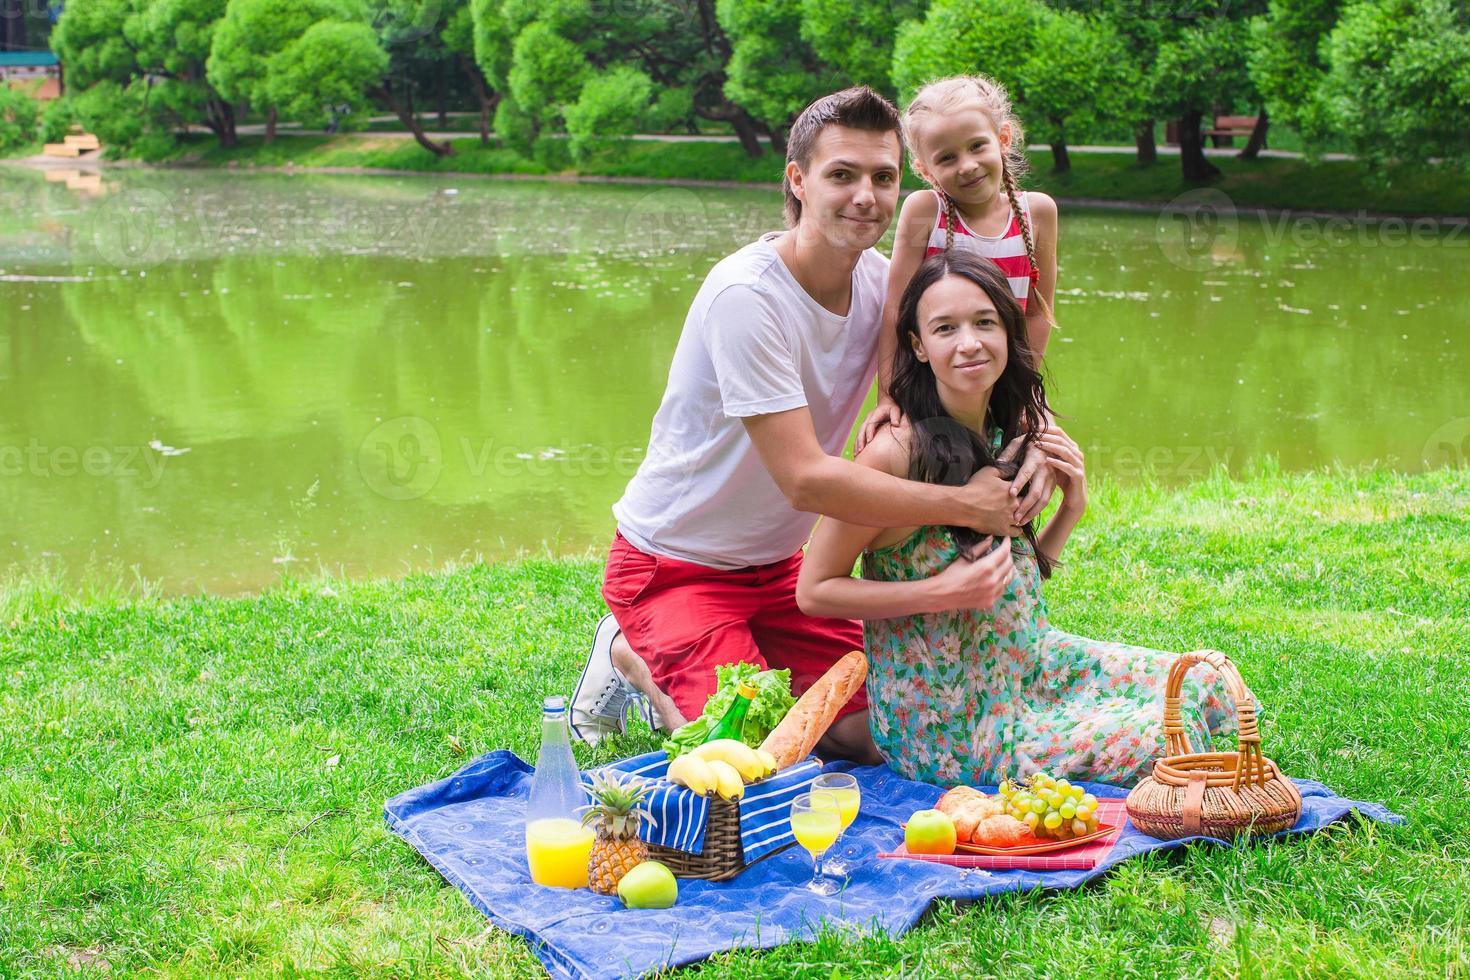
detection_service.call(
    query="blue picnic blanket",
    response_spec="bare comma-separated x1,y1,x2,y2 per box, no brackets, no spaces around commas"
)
384,751,1401,980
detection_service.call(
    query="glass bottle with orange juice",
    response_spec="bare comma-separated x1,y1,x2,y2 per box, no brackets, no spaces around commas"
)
525,696,594,888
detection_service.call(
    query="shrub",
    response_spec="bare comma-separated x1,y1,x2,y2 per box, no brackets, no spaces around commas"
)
0,86,40,154
564,66,653,162
40,97,79,144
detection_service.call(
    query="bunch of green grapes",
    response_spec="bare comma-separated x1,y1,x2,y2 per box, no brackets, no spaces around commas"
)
997,773,1101,839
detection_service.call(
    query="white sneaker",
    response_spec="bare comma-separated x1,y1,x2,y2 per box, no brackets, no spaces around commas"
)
569,614,634,745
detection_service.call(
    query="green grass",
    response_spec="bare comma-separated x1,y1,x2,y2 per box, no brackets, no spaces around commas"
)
108,132,1470,217
3,467,1468,977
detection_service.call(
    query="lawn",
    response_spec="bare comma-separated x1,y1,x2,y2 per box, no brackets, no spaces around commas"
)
2,466,1467,977
119,132,1470,218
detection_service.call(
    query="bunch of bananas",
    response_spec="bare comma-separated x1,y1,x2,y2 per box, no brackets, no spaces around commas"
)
665,740,778,801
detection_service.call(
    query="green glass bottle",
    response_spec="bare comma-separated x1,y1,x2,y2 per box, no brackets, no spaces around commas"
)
703,681,759,744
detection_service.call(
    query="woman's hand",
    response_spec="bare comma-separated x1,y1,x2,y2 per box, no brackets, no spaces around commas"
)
855,395,904,454
1035,428,1086,514
925,536,1015,612
999,436,1058,526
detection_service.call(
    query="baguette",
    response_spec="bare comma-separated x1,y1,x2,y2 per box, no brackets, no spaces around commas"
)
758,650,867,770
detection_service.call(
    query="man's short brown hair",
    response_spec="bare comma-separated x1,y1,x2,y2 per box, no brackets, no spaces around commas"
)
782,86,904,228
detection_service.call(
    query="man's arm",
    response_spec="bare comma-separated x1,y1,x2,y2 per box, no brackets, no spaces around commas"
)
796,430,1017,620
743,406,1021,535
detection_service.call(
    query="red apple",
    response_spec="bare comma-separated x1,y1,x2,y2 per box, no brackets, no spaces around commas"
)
905,809,957,855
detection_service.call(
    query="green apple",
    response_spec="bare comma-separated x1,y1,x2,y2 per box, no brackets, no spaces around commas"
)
905,809,957,855
616,860,678,909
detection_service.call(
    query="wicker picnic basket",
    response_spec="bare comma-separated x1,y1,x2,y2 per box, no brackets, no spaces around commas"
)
1126,650,1302,840
645,794,783,882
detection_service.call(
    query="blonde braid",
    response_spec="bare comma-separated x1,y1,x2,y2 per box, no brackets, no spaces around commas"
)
999,163,1036,274
943,191,957,251
1000,159,1054,357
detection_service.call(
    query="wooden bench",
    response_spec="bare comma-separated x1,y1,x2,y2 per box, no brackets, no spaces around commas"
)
1204,115,1259,144
1165,115,1261,146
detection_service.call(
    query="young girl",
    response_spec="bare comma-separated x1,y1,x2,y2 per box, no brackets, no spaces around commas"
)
861,74,1058,451
797,251,1237,786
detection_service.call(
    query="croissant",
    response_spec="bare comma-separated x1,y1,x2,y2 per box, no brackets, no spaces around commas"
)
936,787,1030,846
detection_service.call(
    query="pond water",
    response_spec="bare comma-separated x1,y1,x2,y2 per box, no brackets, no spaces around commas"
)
1,167,1465,594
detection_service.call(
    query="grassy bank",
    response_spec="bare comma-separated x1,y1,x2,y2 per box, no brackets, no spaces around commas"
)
3,467,1468,977
95,132,1470,217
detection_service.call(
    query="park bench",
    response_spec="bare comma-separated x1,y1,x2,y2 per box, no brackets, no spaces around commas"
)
1165,115,1262,147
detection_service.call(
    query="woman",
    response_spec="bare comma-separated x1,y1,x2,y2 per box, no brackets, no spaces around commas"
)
796,251,1236,786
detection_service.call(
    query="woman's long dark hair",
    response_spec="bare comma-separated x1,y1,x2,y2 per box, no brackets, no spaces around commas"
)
890,251,1054,577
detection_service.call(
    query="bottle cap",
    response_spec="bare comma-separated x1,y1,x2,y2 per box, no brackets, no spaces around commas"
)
736,681,758,699
543,695,567,713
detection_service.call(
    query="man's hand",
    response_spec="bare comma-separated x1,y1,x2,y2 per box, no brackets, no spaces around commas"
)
855,395,903,454
925,536,1015,612
961,466,1024,537
999,435,1059,526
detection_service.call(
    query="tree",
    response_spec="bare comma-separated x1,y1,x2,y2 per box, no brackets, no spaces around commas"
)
564,65,654,161
364,0,459,155
616,0,771,156
1247,0,1341,155
1150,14,1253,181
52,0,241,150
1078,0,1170,166
798,0,924,99
1018,7,1133,173
472,0,772,162
266,20,388,129
442,0,497,145
208,0,355,143
891,0,1042,103
1320,0,1470,166
506,20,589,120
49,0,138,90
129,0,238,146
49,0,154,150
717,0,845,149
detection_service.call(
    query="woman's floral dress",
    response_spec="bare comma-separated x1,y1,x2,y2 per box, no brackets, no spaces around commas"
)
862,525,1239,786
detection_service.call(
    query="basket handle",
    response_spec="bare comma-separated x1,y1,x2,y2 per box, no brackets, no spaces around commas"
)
1162,649,1265,789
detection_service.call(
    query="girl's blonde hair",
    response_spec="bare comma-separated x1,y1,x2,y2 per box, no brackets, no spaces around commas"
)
902,74,1035,273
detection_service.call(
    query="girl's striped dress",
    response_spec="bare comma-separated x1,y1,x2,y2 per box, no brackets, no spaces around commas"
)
926,191,1039,312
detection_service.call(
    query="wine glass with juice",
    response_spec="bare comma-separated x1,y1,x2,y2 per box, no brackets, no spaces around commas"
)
810,773,860,876
790,792,843,896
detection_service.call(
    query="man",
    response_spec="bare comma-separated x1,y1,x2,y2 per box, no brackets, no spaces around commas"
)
571,87,1054,762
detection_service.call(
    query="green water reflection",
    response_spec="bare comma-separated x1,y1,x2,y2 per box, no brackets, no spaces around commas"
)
1,167,1465,593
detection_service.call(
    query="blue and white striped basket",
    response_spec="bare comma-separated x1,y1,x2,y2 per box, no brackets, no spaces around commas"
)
582,749,822,880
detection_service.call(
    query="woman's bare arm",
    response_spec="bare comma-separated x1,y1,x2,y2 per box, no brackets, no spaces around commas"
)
796,429,1017,620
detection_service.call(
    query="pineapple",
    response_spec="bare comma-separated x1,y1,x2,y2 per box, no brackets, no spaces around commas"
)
581,772,654,895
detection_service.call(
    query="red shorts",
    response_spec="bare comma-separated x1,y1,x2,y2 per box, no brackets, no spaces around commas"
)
602,531,868,725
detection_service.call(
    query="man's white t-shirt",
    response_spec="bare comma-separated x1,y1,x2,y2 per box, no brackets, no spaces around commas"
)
612,233,889,569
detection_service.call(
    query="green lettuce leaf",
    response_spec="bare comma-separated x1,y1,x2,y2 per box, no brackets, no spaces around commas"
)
661,661,795,759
